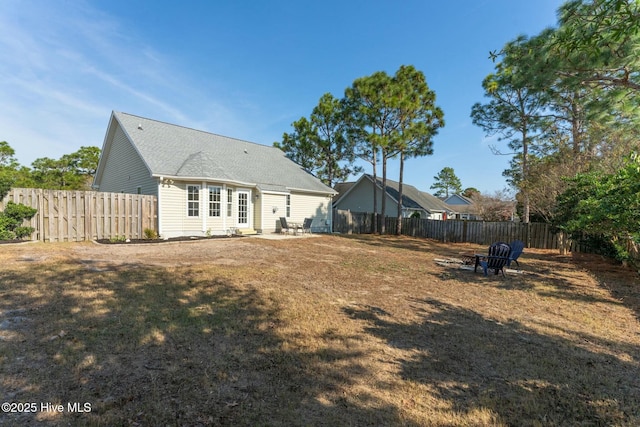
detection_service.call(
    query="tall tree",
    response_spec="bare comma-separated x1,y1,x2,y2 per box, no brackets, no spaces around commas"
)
0,141,19,198
344,71,396,233
275,93,360,187
391,65,444,234
498,2,640,222
471,36,546,223
345,65,443,234
30,146,100,190
430,167,462,198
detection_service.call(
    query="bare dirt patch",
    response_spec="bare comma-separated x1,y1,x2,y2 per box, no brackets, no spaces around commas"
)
1,235,639,426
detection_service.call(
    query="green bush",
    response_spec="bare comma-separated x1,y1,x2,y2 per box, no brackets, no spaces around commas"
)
0,200,37,240
15,226,35,239
144,228,158,240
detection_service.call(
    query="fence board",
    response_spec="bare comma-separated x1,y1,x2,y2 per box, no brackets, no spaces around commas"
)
333,209,567,251
0,188,157,242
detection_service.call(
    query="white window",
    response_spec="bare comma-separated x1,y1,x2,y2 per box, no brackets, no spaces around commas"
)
209,186,221,217
187,185,200,217
227,189,233,217
286,194,291,217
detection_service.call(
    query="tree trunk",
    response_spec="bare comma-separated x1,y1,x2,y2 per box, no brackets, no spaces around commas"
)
396,152,404,235
372,148,378,234
521,123,530,223
380,152,387,235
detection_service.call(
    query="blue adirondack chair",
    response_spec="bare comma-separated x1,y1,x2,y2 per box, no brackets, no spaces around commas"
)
508,240,525,267
475,242,511,277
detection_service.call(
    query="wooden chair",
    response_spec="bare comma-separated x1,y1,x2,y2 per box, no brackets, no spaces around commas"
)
508,240,525,267
475,242,511,276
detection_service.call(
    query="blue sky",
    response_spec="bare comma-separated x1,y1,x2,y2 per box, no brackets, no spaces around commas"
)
0,0,563,194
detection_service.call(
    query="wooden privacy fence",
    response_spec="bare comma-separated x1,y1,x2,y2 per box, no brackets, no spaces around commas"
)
333,209,569,251
1,188,157,242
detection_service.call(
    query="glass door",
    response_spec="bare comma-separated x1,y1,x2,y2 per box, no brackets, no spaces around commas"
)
237,191,249,228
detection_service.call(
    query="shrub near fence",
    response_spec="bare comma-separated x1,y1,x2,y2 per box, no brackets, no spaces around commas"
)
333,209,565,251
0,188,157,242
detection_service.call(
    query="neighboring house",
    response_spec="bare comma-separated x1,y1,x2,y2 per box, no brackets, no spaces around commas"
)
443,194,479,220
93,111,336,237
333,174,453,220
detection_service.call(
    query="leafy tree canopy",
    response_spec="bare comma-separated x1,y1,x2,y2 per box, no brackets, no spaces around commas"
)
0,142,101,191
430,167,462,198
554,152,640,264
344,65,444,234
275,93,361,187
462,187,480,198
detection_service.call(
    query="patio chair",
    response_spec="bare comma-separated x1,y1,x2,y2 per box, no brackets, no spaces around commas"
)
475,242,511,277
302,218,313,234
508,240,525,267
279,217,291,235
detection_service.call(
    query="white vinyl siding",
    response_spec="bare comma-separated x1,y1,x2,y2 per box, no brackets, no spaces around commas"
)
261,192,287,233
158,182,190,237
290,193,331,227
253,192,262,232
259,192,332,233
97,124,156,195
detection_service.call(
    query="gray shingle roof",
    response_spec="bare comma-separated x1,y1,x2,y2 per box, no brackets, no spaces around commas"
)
370,175,451,213
334,174,451,213
114,111,335,194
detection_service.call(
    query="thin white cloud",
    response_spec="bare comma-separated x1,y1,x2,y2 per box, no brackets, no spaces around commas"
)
0,0,238,165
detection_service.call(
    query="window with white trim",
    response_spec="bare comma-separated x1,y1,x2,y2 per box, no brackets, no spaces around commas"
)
209,186,221,217
187,185,200,217
286,194,291,217
227,188,233,217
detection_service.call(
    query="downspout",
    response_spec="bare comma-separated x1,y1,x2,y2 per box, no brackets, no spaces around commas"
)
157,177,163,238
257,189,263,233
222,184,227,233
202,181,207,234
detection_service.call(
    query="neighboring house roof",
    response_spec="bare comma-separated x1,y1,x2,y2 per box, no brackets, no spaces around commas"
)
334,174,452,213
443,194,474,205
94,111,336,195
332,181,356,199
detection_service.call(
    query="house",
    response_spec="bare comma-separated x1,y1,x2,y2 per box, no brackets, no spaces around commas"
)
333,174,453,220
442,194,479,220
93,111,336,237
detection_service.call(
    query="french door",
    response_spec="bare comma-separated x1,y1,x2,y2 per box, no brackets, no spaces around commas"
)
237,190,249,228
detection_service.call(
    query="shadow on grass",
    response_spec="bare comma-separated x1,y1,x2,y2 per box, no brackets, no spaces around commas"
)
336,233,449,255
0,260,419,426
570,251,640,322
343,299,640,425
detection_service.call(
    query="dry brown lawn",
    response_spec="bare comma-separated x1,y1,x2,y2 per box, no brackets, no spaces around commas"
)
0,234,639,426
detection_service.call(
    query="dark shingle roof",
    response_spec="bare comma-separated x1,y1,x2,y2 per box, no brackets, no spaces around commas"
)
370,176,451,212
333,174,451,213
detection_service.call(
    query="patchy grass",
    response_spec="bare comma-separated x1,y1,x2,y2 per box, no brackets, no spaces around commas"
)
0,235,639,426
